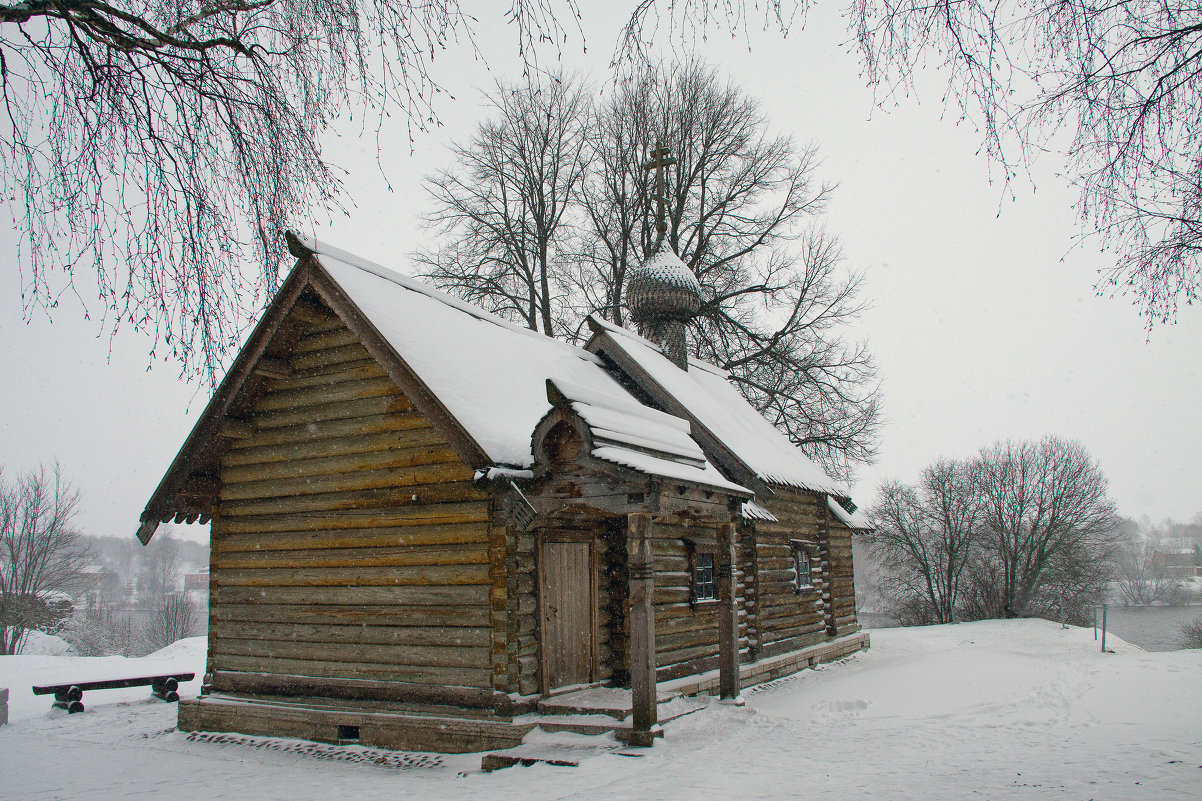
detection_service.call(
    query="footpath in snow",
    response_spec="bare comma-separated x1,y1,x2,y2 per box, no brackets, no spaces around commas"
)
0,619,1198,800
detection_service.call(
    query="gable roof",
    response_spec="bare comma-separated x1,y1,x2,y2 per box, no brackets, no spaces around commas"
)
138,237,750,539
585,315,848,498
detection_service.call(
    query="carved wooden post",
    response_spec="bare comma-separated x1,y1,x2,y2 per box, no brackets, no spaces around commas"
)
717,522,741,700
626,512,658,746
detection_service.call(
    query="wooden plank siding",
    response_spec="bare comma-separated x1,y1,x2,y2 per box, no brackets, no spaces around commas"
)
207,316,501,698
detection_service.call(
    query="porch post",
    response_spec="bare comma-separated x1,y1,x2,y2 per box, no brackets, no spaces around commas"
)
717,521,741,700
626,512,658,746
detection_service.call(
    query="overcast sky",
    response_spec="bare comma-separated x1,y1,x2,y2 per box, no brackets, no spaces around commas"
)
1,6,1198,544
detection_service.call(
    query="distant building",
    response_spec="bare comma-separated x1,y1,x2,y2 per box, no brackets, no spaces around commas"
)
1152,546,1201,578
75,567,123,608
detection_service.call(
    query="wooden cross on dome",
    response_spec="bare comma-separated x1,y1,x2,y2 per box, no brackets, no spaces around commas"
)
642,141,676,247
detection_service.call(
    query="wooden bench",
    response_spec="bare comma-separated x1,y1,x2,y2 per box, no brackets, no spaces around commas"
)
32,673,194,714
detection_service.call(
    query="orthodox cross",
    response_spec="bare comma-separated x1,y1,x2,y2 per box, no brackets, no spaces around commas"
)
642,141,676,248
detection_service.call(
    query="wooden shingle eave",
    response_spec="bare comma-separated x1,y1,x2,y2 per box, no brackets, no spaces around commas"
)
583,321,768,497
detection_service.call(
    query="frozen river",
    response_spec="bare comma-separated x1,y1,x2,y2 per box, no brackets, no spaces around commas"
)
1100,605,1201,651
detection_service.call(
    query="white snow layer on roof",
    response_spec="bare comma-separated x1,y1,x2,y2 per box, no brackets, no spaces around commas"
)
549,379,749,494
591,446,750,495
550,377,707,465
308,241,746,499
741,499,779,522
589,316,848,495
313,248,615,468
828,496,873,531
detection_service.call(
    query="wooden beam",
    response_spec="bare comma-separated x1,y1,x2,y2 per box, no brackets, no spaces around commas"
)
218,418,256,439
253,357,293,379
717,521,741,701
626,512,658,747
135,520,159,546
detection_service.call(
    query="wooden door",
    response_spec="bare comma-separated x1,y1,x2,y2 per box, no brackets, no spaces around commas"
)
540,538,596,691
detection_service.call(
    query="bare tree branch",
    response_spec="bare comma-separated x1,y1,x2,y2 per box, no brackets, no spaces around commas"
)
419,62,881,480
849,0,1202,323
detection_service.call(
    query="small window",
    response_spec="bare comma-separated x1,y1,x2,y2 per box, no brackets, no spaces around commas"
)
693,552,717,603
792,542,813,592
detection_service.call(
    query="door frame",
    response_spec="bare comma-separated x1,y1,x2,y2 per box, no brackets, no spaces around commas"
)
537,527,600,695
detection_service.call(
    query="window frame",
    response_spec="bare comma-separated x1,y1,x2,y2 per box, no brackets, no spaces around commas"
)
685,539,720,609
791,539,815,594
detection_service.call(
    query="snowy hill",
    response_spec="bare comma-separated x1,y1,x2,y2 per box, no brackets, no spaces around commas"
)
0,622,1198,800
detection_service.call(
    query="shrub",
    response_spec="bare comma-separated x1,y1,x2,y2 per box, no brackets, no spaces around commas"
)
1180,617,1202,650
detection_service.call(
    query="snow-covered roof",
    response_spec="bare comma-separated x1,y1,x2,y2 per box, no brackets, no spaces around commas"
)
741,500,779,523
306,238,747,498
309,238,616,468
827,496,873,532
548,378,750,495
587,316,848,496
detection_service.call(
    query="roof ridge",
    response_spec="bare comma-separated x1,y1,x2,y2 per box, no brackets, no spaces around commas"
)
303,234,588,358
585,314,729,378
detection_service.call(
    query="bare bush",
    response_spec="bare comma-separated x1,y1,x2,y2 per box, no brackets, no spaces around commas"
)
1116,539,1183,606
1181,618,1202,649
141,592,199,653
62,602,137,657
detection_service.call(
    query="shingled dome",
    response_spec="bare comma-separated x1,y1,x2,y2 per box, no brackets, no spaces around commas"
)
626,246,703,323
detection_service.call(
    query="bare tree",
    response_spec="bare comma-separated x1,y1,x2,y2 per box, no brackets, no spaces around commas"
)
139,530,182,602
420,62,880,479
0,464,91,654
141,592,198,653
865,459,983,625
416,77,592,336
848,0,1202,324
1116,535,1183,606
973,436,1121,619
577,62,880,479
0,0,806,383
867,437,1121,626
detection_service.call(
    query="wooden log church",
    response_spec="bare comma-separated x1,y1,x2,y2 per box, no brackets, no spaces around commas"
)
137,230,871,753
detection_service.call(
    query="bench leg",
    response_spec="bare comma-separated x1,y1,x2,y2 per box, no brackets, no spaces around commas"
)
53,687,85,714
151,678,180,703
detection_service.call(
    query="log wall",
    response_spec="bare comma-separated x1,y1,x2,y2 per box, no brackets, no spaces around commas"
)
207,313,498,701
649,520,749,681
826,516,861,635
749,488,858,657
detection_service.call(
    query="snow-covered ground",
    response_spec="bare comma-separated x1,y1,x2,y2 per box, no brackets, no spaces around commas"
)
1,620,1198,800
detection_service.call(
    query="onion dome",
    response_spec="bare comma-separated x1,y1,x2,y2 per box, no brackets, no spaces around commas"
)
626,246,703,324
